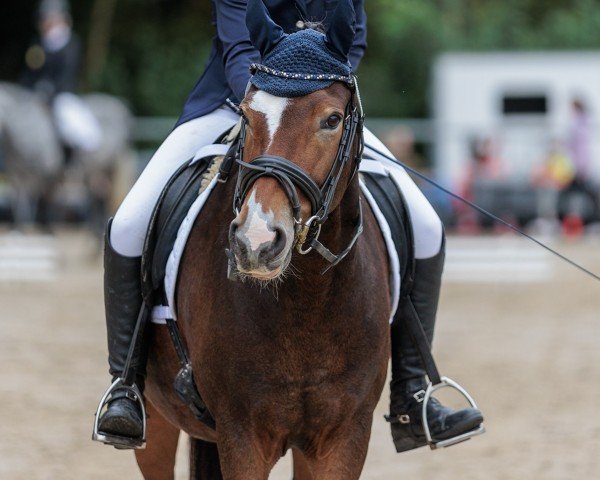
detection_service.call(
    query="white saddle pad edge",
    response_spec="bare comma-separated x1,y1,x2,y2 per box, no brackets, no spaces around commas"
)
156,173,221,323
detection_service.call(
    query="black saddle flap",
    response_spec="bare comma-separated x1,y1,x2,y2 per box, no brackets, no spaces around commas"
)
141,156,214,302
361,171,415,298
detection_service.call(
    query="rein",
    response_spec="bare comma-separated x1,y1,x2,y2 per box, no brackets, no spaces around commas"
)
220,77,365,272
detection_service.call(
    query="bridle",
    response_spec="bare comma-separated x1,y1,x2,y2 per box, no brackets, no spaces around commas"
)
219,68,365,273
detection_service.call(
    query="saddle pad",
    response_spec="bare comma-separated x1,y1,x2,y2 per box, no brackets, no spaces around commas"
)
152,160,405,325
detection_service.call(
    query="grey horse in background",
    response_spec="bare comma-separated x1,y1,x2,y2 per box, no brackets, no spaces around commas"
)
0,81,136,234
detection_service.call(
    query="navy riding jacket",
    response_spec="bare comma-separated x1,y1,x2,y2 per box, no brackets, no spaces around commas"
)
177,0,367,126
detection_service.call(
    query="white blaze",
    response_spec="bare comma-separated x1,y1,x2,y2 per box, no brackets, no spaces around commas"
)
249,91,288,147
240,190,276,251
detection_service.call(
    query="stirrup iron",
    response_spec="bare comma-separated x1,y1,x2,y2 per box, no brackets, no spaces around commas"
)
92,378,147,449
421,376,485,449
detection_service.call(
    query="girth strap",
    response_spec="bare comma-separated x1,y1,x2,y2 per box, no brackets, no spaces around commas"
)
165,318,216,430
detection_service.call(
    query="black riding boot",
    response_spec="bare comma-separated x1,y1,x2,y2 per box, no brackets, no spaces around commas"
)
387,238,483,452
95,221,147,448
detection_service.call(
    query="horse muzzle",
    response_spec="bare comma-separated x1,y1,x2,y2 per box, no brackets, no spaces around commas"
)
228,212,293,281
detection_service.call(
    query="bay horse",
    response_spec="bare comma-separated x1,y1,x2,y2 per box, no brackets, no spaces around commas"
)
135,10,391,480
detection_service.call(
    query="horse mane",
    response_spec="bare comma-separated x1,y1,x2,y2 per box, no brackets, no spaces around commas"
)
304,22,326,34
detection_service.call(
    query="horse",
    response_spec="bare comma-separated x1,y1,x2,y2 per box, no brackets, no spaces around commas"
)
0,82,135,232
133,54,394,480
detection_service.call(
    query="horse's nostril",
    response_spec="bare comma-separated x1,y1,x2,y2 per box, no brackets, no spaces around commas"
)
274,228,286,251
263,227,287,260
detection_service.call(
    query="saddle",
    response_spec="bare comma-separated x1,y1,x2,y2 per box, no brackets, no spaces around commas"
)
140,127,240,305
141,152,224,303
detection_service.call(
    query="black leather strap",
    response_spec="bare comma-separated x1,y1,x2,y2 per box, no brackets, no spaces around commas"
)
121,303,150,386
310,201,363,274
402,299,442,386
165,318,216,430
165,318,190,368
235,155,323,218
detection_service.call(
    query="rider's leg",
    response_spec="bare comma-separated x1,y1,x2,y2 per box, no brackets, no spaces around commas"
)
363,129,483,452
110,107,239,257
96,107,238,447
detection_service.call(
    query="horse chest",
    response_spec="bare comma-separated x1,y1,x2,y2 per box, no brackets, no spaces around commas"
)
201,289,389,426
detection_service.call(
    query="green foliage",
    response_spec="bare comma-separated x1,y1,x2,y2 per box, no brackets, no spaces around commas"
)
89,0,213,116
361,0,600,118
360,0,445,117
10,0,597,118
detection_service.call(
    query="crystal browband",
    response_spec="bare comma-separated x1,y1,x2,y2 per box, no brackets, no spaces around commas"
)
250,63,354,86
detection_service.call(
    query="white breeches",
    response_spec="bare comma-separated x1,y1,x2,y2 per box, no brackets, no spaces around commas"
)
110,106,239,256
52,92,103,152
110,107,443,260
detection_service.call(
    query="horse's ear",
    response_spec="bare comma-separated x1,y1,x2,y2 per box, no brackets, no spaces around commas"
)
325,0,356,60
246,0,287,57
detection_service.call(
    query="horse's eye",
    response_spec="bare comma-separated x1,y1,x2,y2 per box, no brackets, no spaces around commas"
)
323,114,342,130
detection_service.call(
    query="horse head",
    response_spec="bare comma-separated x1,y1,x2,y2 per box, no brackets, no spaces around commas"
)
229,0,363,281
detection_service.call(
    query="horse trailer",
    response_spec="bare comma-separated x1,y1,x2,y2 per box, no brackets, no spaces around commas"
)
433,51,600,224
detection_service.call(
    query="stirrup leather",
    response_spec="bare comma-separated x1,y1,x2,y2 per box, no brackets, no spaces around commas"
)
92,378,147,449
421,376,485,449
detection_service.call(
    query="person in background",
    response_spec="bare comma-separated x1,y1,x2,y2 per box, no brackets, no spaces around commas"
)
21,0,102,156
560,98,599,227
383,125,422,170
568,98,592,181
456,136,505,232
531,140,574,233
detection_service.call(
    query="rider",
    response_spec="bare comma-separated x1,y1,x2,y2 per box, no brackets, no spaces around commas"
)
21,0,102,155
95,0,484,452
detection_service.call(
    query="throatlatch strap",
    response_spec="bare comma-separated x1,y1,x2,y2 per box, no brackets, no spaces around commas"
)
309,201,364,274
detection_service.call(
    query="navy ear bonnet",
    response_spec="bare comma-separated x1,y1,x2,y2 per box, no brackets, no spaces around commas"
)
250,30,353,97
246,0,357,98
